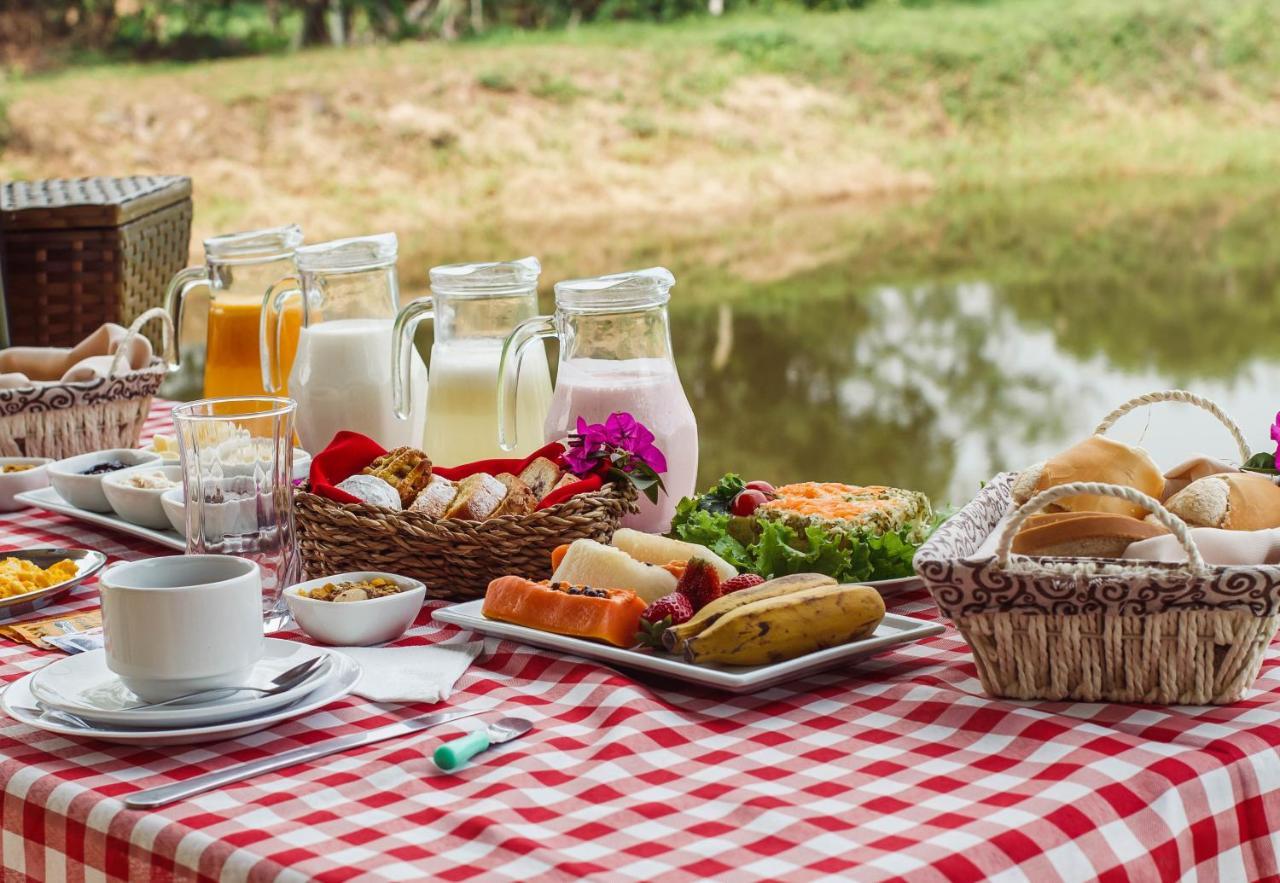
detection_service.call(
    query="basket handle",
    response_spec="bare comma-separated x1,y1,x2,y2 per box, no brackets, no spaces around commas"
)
994,481,1206,575
109,307,177,377
1093,389,1251,463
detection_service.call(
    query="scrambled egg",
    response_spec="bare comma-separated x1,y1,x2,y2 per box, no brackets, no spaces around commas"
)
0,557,77,599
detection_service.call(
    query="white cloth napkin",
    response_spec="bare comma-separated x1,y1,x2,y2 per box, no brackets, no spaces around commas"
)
1123,528,1280,565
336,641,483,704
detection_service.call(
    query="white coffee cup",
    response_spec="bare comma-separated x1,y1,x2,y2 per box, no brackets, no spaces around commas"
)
100,555,265,702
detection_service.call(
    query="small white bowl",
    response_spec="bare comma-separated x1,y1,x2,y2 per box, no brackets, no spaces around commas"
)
48,449,162,513
284,572,426,646
0,457,52,512
161,486,186,536
102,464,184,529
141,443,311,480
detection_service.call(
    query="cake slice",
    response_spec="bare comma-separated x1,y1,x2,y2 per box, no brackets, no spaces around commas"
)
519,457,563,501
443,473,507,521
409,475,457,518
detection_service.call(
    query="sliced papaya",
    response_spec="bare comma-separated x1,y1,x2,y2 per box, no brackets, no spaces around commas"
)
550,543,572,572
482,575,646,648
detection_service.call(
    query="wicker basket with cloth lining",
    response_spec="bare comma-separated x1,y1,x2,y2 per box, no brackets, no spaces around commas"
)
915,390,1280,705
0,307,175,459
0,176,192,347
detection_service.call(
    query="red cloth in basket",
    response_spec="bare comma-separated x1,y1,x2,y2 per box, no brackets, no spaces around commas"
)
308,431,602,510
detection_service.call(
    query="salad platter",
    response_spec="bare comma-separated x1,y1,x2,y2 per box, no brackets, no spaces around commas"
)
434,599,942,693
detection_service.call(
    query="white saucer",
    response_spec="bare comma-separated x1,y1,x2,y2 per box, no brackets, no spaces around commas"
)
30,639,333,729
3,649,360,746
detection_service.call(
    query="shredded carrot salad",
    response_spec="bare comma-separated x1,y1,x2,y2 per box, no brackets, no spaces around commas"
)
763,482,902,520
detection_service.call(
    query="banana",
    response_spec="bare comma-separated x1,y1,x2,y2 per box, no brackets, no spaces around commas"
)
682,583,885,667
662,573,836,653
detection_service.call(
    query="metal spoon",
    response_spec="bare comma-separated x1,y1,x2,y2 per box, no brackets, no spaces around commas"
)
120,655,329,710
433,717,533,771
11,704,96,730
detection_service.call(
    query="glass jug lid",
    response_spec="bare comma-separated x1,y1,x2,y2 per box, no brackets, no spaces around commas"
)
204,224,303,263
430,256,541,296
553,267,675,313
296,233,397,273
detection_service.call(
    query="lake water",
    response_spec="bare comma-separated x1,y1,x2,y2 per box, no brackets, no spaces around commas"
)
166,176,1280,510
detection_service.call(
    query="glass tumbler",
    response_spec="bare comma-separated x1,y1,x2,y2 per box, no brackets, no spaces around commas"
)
173,397,299,629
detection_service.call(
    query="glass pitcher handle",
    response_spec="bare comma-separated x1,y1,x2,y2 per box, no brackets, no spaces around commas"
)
163,266,211,373
498,315,556,452
261,275,305,394
391,297,433,421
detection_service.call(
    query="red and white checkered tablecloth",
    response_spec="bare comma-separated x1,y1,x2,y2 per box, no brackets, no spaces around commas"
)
2,402,1279,882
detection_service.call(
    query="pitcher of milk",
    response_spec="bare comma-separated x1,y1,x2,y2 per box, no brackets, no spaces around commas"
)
165,224,304,398
391,257,552,465
262,233,426,454
499,267,697,532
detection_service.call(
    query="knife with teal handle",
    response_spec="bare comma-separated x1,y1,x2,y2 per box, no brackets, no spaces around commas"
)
434,716,532,771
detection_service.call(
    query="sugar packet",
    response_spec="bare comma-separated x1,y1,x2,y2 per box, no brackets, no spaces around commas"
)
0,610,103,653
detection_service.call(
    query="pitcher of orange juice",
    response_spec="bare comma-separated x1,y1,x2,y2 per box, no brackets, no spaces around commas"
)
165,225,305,397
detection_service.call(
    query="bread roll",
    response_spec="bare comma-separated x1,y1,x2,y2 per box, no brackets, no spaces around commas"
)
1011,436,1164,519
1161,473,1280,531
1012,511,1169,558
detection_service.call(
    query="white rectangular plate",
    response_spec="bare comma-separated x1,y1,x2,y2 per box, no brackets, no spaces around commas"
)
433,600,945,693
15,487,185,552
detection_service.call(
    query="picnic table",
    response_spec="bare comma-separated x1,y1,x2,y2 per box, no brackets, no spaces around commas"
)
2,403,1279,882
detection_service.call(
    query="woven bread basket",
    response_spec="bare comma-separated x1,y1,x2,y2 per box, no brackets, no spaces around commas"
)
294,481,638,601
915,390,1280,705
0,307,175,459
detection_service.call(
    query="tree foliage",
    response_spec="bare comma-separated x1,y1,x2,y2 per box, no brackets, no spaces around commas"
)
1,0,774,67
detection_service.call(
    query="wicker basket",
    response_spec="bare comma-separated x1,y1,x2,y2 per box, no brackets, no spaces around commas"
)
295,481,638,601
0,307,175,459
915,390,1280,705
0,176,192,347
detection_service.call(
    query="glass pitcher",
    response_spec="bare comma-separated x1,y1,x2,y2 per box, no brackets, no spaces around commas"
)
391,257,552,465
499,267,697,532
165,225,304,398
262,233,426,454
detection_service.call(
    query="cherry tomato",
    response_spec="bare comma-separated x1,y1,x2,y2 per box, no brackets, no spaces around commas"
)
745,480,776,496
732,489,769,516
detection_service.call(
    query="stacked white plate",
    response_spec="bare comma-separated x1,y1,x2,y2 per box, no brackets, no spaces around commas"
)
2,640,360,746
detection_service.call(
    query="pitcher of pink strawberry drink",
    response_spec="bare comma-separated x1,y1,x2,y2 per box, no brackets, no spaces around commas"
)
498,267,698,533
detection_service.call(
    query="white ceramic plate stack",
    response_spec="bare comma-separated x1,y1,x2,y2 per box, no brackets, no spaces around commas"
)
2,640,360,745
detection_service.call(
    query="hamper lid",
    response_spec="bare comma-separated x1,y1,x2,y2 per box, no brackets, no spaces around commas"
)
1,176,192,231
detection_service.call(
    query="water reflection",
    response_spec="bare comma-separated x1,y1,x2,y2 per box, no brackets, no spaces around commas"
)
677,276,1280,505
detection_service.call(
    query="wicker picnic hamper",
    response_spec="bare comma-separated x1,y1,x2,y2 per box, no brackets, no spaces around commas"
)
0,176,192,347
915,390,1280,705
294,481,638,601
0,307,175,459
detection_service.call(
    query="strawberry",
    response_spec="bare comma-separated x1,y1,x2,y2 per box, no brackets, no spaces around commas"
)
721,573,765,594
641,592,694,626
636,592,694,649
675,557,722,612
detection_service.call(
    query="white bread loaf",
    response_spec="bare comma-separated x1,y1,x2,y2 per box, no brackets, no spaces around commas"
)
1011,436,1164,519
1161,473,1280,531
1012,511,1169,558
